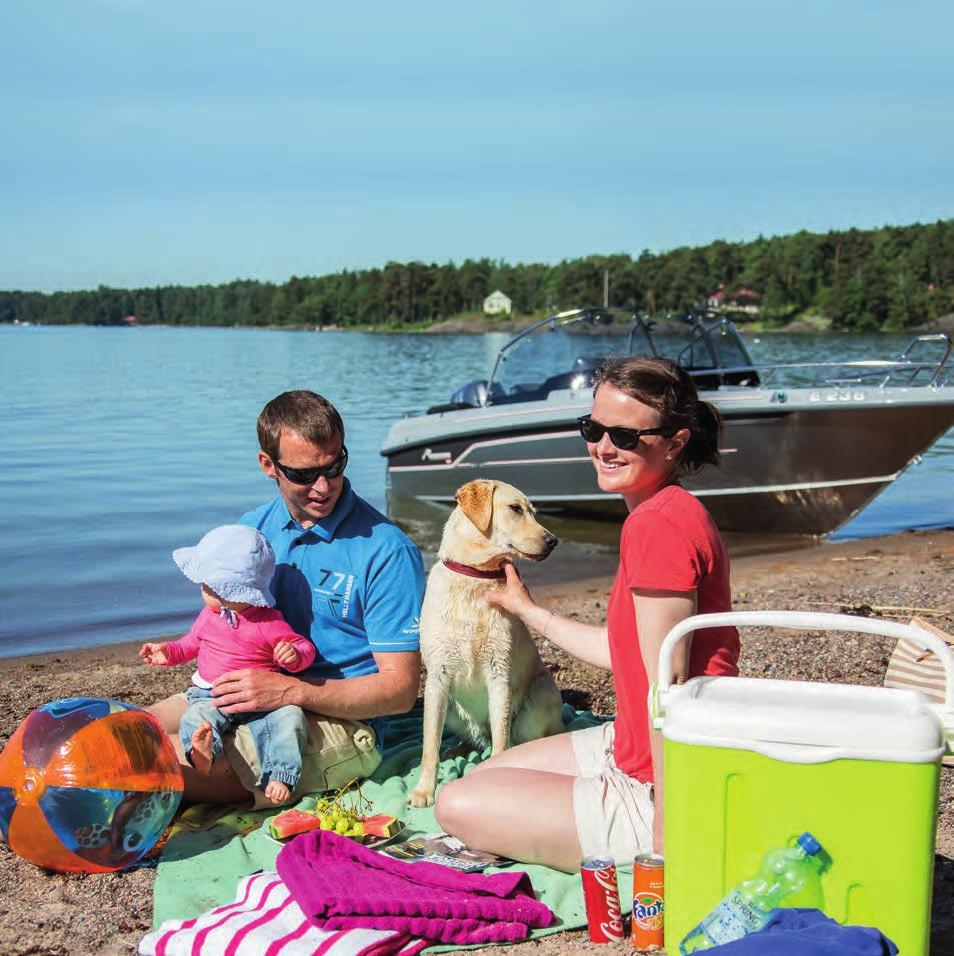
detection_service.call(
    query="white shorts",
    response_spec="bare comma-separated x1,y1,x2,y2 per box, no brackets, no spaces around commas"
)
571,721,654,862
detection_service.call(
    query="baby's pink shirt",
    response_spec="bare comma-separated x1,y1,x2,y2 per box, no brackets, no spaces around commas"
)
163,606,317,684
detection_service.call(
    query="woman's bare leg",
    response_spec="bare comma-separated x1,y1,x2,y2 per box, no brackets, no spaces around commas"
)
146,695,252,804
436,768,581,872
434,730,584,872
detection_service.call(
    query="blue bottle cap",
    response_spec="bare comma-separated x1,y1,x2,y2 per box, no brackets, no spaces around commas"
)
797,832,822,855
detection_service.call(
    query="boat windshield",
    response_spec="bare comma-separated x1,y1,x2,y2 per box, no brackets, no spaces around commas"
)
487,308,652,404
485,307,760,403
655,315,759,385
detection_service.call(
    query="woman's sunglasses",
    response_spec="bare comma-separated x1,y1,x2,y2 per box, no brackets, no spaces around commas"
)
577,415,675,451
272,446,348,485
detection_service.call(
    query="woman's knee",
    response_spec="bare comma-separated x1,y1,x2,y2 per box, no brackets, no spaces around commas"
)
434,777,480,837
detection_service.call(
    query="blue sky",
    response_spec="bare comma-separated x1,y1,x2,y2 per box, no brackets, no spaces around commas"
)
2,1,952,292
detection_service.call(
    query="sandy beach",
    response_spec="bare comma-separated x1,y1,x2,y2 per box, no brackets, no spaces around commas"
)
1,528,952,955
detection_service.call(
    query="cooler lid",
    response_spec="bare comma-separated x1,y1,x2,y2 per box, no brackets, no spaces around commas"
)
661,676,945,764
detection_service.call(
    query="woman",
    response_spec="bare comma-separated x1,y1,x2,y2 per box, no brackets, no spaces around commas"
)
434,356,739,872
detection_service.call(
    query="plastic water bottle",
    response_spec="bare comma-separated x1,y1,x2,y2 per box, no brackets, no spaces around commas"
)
679,832,825,953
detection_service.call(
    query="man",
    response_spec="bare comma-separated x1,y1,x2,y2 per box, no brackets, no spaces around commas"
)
149,390,424,805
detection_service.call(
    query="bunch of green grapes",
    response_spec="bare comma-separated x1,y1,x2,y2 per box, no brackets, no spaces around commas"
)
313,780,370,839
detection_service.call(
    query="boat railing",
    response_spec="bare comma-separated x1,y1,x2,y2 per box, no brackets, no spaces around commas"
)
894,333,952,386
685,353,953,391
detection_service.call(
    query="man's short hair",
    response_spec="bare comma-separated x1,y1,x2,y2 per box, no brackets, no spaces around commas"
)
257,391,345,460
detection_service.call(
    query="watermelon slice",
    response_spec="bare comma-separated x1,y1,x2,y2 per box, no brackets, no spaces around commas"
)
268,809,322,840
361,813,402,838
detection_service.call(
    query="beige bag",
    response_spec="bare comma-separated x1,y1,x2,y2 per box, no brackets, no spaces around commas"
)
883,616,953,704
884,616,953,766
224,714,382,810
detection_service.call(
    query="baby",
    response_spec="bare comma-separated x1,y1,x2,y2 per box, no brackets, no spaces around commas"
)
141,524,316,804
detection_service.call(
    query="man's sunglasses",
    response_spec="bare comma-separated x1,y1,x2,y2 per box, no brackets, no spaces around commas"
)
272,446,348,485
577,415,675,451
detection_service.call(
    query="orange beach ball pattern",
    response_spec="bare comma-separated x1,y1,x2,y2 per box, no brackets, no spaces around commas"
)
0,698,183,873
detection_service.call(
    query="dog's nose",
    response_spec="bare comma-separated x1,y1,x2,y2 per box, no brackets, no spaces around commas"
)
543,532,559,552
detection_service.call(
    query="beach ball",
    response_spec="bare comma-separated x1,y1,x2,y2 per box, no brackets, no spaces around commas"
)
0,697,183,873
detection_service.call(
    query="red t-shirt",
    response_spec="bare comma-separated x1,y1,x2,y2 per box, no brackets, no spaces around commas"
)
607,484,739,782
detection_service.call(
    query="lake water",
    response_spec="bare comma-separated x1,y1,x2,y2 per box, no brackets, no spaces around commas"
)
1,324,951,658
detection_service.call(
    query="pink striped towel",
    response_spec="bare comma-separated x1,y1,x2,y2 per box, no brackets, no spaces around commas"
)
139,871,429,956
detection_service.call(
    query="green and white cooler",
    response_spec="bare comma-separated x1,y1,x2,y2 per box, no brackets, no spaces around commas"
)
652,611,954,955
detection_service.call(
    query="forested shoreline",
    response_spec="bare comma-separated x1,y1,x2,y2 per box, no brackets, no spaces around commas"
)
3,219,953,332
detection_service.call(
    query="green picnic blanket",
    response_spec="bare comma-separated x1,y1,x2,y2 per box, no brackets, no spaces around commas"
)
152,704,633,944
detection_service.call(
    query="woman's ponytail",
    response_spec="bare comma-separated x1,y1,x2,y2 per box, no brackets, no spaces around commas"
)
681,398,723,476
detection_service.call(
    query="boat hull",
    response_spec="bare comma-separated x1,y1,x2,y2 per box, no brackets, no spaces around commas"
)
382,387,954,536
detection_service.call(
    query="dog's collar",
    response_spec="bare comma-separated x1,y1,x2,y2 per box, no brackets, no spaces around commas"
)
442,559,506,580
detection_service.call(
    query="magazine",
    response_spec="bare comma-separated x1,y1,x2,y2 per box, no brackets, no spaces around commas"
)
380,833,508,872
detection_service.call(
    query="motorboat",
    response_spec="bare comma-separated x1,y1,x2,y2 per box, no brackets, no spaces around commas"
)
380,307,954,535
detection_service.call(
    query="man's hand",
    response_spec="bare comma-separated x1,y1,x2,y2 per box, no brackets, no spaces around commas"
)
272,641,300,668
139,642,169,666
211,668,299,714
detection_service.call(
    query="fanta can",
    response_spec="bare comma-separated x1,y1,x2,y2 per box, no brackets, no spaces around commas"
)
632,853,665,951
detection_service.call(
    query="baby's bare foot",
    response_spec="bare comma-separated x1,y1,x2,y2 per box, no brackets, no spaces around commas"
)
190,722,215,775
265,780,291,804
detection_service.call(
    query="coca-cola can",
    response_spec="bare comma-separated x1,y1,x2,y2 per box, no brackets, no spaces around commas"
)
581,856,624,943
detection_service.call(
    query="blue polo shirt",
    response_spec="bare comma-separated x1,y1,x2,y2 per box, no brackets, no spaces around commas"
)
239,479,423,681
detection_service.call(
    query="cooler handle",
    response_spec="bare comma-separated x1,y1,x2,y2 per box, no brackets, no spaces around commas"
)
651,611,954,747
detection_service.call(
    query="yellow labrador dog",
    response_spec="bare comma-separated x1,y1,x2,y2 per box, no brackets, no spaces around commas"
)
408,479,565,808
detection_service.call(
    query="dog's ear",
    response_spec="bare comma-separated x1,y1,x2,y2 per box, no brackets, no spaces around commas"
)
455,480,495,535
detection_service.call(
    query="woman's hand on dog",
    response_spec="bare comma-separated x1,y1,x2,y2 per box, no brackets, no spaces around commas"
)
485,561,536,619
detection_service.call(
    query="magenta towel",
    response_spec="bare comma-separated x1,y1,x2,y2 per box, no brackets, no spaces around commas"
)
276,831,555,944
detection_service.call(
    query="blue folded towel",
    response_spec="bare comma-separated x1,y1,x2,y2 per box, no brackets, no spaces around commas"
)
705,908,898,955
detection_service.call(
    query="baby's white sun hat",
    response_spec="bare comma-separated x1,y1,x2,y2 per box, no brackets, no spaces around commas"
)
173,525,276,607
